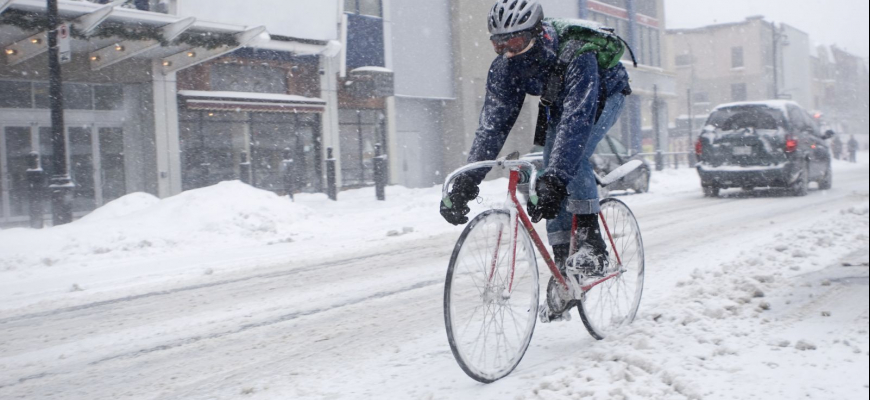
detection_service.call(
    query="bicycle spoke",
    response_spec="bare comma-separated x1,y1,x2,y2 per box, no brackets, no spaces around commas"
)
579,200,644,339
446,210,539,382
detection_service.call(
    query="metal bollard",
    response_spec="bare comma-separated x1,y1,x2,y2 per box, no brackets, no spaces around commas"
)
373,143,387,201
282,148,295,201
26,152,45,229
239,151,252,185
326,147,337,201
655,150,664,171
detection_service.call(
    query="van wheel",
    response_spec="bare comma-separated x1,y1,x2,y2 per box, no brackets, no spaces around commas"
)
703,186,720,197
790,161,809,196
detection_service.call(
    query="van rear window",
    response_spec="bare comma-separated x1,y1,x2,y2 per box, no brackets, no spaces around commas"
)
706,106,786,131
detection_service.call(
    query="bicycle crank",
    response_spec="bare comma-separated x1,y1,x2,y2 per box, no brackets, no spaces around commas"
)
539,304,572,323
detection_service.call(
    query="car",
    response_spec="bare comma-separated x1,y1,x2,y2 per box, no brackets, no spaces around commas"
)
695,100,835,197
519,135,652,197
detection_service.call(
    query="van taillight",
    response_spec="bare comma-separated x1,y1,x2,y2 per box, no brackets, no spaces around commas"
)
785,138,798,153
695,139,703,156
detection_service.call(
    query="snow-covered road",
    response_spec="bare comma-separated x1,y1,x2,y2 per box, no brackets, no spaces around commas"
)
1,159,868,399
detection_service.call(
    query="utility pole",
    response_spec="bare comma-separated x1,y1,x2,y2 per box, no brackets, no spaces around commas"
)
772,23,778,99
653,85,663,171
47,0,74,225
687,88,696,164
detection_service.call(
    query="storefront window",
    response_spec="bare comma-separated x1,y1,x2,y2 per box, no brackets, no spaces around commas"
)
95,85,125,110
180,110,321,194
339,109,385,186
210,64,288,94
0,81,32,109
64,84,94,110
34,83,50,109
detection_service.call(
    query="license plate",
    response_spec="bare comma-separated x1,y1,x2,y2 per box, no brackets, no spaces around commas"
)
732,146,753,156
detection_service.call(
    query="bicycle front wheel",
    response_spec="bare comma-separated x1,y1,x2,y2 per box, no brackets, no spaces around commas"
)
578,198,645,340
444,209,539,383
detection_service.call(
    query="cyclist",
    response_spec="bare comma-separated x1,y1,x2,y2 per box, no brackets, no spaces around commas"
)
440,0,632,282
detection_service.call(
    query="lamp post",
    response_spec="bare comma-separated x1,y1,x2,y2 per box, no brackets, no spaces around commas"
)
47,0,74,225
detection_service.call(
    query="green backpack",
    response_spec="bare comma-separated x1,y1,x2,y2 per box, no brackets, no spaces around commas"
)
533,18,636,146
546,18,635,70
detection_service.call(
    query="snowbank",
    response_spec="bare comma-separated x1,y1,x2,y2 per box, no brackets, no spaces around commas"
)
0,181,312,272
519,197,870,400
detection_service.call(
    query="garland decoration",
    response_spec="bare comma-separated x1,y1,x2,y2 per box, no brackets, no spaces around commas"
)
0,8,239,50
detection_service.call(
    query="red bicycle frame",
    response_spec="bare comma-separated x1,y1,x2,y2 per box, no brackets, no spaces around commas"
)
496,169,623,294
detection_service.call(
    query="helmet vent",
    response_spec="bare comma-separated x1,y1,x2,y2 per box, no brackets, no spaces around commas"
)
487,0,542,35
518,11,531,25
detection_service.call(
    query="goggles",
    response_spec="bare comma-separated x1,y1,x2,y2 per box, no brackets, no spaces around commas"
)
491,32,534,56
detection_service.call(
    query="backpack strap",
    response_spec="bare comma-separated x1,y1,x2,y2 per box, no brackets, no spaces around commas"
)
534,50,570,147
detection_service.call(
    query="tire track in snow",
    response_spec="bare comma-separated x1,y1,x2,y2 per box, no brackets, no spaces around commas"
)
0,240,446,326
0,278,444,390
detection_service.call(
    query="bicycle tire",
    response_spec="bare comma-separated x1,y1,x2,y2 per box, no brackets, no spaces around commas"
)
577,198,645,340
444,209,540,383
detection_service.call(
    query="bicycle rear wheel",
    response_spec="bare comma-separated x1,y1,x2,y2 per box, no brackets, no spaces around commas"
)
578,198,645,340
444,209,539,383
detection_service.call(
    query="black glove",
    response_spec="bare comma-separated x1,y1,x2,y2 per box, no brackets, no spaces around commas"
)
528,174,568,223
440,175,480,225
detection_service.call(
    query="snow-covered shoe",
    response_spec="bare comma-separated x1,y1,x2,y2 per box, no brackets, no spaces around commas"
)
566,243,609,278
567,214,610,278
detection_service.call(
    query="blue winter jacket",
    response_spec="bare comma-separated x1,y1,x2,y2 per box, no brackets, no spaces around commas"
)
465,22,631,186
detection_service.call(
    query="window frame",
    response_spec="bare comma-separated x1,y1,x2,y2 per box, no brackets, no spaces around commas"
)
345,0,382,17
731,46,745,69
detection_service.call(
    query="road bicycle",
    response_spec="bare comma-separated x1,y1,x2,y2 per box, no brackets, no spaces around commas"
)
441,155,645,383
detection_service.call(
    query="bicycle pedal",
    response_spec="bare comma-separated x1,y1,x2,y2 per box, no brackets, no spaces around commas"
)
539,306,571,323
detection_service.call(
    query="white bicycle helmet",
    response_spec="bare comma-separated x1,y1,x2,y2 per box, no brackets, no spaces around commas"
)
488,0,544,36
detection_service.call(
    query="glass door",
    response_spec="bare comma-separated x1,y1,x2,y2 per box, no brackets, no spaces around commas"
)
68,126,96,212
2,126,34,219
98,127,126,204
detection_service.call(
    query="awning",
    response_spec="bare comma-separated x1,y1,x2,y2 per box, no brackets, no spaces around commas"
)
178,90,326,113
2,0,336,73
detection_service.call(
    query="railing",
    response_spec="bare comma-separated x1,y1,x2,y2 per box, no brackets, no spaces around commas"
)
635,151,697,171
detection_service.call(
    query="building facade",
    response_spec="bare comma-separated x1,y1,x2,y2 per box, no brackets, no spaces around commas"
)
666,17,813,147
1,0,337,226
2,0,681,226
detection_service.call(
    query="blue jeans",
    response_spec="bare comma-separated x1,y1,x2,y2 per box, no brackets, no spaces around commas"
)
543,93,626,246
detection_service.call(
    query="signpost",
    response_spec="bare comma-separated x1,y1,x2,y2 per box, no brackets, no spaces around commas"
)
58,22,71,64
47,0,74,225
